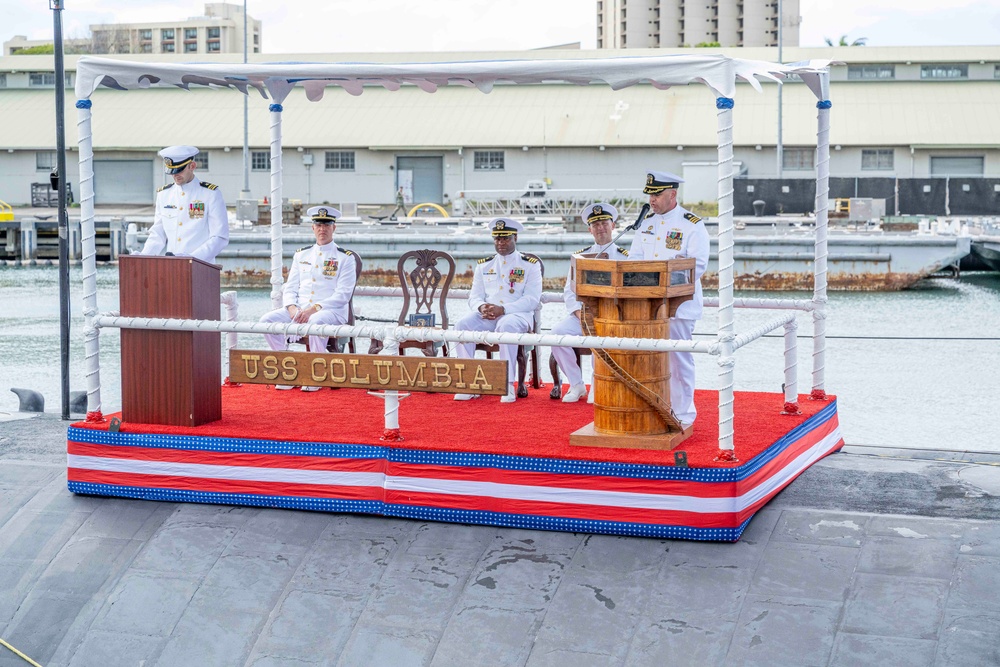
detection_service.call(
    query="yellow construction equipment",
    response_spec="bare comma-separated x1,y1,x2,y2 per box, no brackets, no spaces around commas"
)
0,199,13,222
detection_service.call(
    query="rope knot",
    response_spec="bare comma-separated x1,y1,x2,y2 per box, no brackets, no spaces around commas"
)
816,100,832,109
716,97,735,110
269,103,284,113
76,99,93,109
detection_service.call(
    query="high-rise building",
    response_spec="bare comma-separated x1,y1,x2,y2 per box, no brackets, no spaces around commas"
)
597,0,800,49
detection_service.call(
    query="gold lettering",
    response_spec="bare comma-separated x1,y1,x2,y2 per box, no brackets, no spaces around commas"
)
453,362,466,389
262,355,279,380
348,358,370,385
241,354,261,379
330,358,347,383
373,359,393,385
311,358,327,382
468,363,493,391
396,361,427,388
431,362,452,388
281,356,298,381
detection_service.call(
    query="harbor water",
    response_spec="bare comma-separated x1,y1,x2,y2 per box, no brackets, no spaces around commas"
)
2,266,997,453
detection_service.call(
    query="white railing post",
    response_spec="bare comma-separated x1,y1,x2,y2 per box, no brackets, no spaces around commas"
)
220,291,240,385
715,96,737,461
269,103,285,310
812,92,832,400
782,318,801,415
77,98,104,422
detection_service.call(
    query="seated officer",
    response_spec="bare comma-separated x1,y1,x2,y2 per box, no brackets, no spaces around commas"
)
453,217,542,404
140,145,229,265
551,203,629,403
258,206,358,391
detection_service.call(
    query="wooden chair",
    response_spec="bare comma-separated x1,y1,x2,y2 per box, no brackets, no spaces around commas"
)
369,249,456,356
294,248,362,354
476,253,544,398
548,348,592,399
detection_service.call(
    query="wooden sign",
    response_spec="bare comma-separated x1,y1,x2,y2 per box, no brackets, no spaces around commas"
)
229,350,508,395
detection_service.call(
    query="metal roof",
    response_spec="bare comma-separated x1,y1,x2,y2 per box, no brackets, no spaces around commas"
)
1,79,997,150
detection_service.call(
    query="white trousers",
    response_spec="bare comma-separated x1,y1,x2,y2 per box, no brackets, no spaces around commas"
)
259,307,348,352
549,313,584,387
669,318,697,425
453,311,532,385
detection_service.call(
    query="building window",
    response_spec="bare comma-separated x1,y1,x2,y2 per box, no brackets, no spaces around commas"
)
161,28,174,40
930,156,984,176
162,43,175,52
36,152,57,171
0,73,6,88
782,147,814,171
251,151,270,171
29,73,70,87
197,152,209,171
185,42,198,53
921,64,967,79
207,41,220,52
325,151,355,171
207,27,221,39
139,29,152,41
185,28,198,40
995,64,1000,79
473,150,505,171
861,149,894,171
848,64,895,80
140,43,152,53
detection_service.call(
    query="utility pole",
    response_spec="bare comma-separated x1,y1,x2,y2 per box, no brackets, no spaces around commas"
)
52,0,70,419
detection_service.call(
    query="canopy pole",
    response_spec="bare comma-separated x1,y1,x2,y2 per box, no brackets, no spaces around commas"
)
812,97,832,400
268,103,285,309
714,96,737,461
76,99,104,422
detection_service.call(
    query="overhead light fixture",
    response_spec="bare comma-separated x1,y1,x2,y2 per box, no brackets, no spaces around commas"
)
834,145,842,150
599,145,606,151
522,146,529,151
755,144,762,151
223,146,231,152
297,146,304,152
676,145,684,151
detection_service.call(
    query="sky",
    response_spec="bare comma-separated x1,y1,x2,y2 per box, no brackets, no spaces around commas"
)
4,0,999,53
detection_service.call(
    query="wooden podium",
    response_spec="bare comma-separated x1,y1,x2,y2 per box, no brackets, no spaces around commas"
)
569,257,696,450
119,255,222,426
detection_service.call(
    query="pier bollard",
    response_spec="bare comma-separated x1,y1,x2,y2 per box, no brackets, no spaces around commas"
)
109,220,124,260
69,219,81,260
19,219,37,262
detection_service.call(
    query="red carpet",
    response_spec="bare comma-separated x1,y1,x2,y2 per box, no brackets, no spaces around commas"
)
75,385,831,468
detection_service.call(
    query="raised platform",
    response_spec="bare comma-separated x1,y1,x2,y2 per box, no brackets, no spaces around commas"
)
67,386,843,542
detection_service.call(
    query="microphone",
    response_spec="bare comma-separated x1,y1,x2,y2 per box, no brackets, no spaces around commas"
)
628,203,651,231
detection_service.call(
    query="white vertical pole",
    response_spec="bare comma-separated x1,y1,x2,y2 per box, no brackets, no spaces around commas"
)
269,104,284,309
782,319,800,414
812,92,832,400
220,291,239,385
715,97,737,460
76,100,104,421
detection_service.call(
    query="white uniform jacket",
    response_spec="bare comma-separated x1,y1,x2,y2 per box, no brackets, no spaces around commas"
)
564,243,630,315
142,179,229,264
627,205,710,320
283,241,358,324
469,252,543,319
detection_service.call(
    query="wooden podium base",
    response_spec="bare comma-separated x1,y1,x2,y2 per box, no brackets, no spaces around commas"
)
569,422,693,450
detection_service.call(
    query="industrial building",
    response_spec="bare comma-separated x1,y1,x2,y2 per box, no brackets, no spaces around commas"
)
0,45,997,210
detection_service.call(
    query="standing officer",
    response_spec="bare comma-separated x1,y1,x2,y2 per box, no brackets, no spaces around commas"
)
628,171,710,426
140,145,229,264
550,203,629,403
453,217,542,404
258,206,358,391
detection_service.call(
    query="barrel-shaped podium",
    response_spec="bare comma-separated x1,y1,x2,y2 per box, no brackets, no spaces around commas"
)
569,256,695,450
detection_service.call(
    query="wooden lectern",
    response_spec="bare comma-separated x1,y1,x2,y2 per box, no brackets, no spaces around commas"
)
119,255,222,426
569,256,696,450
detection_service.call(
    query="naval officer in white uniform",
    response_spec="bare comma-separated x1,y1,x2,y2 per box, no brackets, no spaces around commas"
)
453,217,542,404
550,203,630,404
258,206,358,391
628,171,710,426
140,145,229,264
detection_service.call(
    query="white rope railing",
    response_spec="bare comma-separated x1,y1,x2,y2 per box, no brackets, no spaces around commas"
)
715,99,737,455
783,319,799,411
77,101,103,420
220,291,239,380
731,312,796,352
813,98,831,399
269,104,284,309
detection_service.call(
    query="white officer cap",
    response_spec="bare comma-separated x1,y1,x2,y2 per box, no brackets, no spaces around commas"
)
158,145,200,174
643,170,684,194
307,206,341,224
581,202,618,225
489,217,524,236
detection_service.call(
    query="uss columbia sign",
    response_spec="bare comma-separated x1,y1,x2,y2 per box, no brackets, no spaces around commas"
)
229,350,508,395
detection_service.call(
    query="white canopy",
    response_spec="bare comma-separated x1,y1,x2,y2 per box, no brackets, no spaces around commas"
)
75,54,831,102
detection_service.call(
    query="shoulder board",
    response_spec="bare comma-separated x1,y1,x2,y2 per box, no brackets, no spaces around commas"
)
575,247,591,255
156,183,173,192
340,249,354,256
616,247,629,256
199,181,218,190
521,253,538,264
477,256,492,264
297,245,312,252
684,212,702,224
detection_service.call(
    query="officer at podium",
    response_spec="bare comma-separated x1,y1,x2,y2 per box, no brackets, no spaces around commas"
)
550,202,629,404
628,171,710,426
140,145,229,265
258,206,358,391
453,217,542,404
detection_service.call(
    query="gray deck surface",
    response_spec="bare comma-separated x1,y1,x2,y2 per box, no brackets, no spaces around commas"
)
2,414,999,667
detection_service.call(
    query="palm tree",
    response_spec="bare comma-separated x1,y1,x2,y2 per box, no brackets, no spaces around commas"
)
824,35,868,46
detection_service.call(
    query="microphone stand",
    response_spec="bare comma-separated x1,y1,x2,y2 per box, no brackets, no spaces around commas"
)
598,204,651,255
